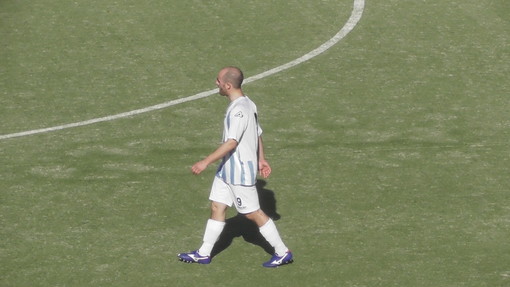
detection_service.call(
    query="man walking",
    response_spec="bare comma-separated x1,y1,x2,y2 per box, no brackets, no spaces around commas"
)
177,66,293,268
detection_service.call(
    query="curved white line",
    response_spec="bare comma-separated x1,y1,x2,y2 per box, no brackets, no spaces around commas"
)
0,0,364,140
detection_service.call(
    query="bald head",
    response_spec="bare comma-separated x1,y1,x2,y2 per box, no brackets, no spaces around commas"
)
219,66,244,89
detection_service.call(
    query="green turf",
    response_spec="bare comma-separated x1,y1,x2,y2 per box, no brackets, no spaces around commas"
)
1,0,509,286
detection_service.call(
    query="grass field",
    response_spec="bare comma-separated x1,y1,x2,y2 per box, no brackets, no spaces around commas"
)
1,0,509,286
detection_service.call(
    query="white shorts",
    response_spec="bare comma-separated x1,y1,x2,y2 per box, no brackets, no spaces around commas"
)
209,176,260,214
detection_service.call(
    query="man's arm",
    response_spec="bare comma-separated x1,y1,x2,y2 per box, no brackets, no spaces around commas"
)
258,136,272,178
191,139,238,175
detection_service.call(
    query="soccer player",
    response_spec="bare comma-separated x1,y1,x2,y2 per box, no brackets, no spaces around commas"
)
177,66,293,268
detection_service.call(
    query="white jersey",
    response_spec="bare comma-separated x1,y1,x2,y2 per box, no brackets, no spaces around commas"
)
216,96,263,186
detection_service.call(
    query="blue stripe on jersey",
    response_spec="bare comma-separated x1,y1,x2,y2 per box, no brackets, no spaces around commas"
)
222,167,227,182
217,160,226,182
240,162,247,185
248,161,256,183
229,155,236,183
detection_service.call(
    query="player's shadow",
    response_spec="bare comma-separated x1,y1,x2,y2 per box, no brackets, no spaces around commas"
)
211,180,281,258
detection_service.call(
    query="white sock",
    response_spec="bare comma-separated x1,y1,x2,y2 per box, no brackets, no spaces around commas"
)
259,219,288,256
198,219,225,256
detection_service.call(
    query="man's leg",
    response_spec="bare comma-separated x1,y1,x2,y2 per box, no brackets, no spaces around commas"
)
245,209,293,267
231,183,293,267
198,201,227,256
177,201,227,264
178,177,233,264
245,209,288,256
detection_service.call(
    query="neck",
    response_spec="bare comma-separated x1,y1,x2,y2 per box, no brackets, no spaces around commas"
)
228,90,244,102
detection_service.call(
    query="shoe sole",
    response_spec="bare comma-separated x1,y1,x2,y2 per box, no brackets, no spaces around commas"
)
178,257,211,264
263,258,294,268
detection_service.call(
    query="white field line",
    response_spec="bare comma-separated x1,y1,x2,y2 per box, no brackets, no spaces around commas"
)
0,0,365,141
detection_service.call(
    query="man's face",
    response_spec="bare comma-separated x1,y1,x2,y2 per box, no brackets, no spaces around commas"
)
216,70,229,96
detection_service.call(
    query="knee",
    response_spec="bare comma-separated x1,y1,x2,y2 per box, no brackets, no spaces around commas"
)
210,201,227,221
244,209,262,220
244,209,269,226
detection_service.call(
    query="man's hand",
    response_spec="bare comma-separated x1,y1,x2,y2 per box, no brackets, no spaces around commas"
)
191,160,208,175
259,159,272,178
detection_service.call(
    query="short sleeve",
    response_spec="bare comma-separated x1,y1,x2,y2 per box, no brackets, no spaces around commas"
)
226,108,248,141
